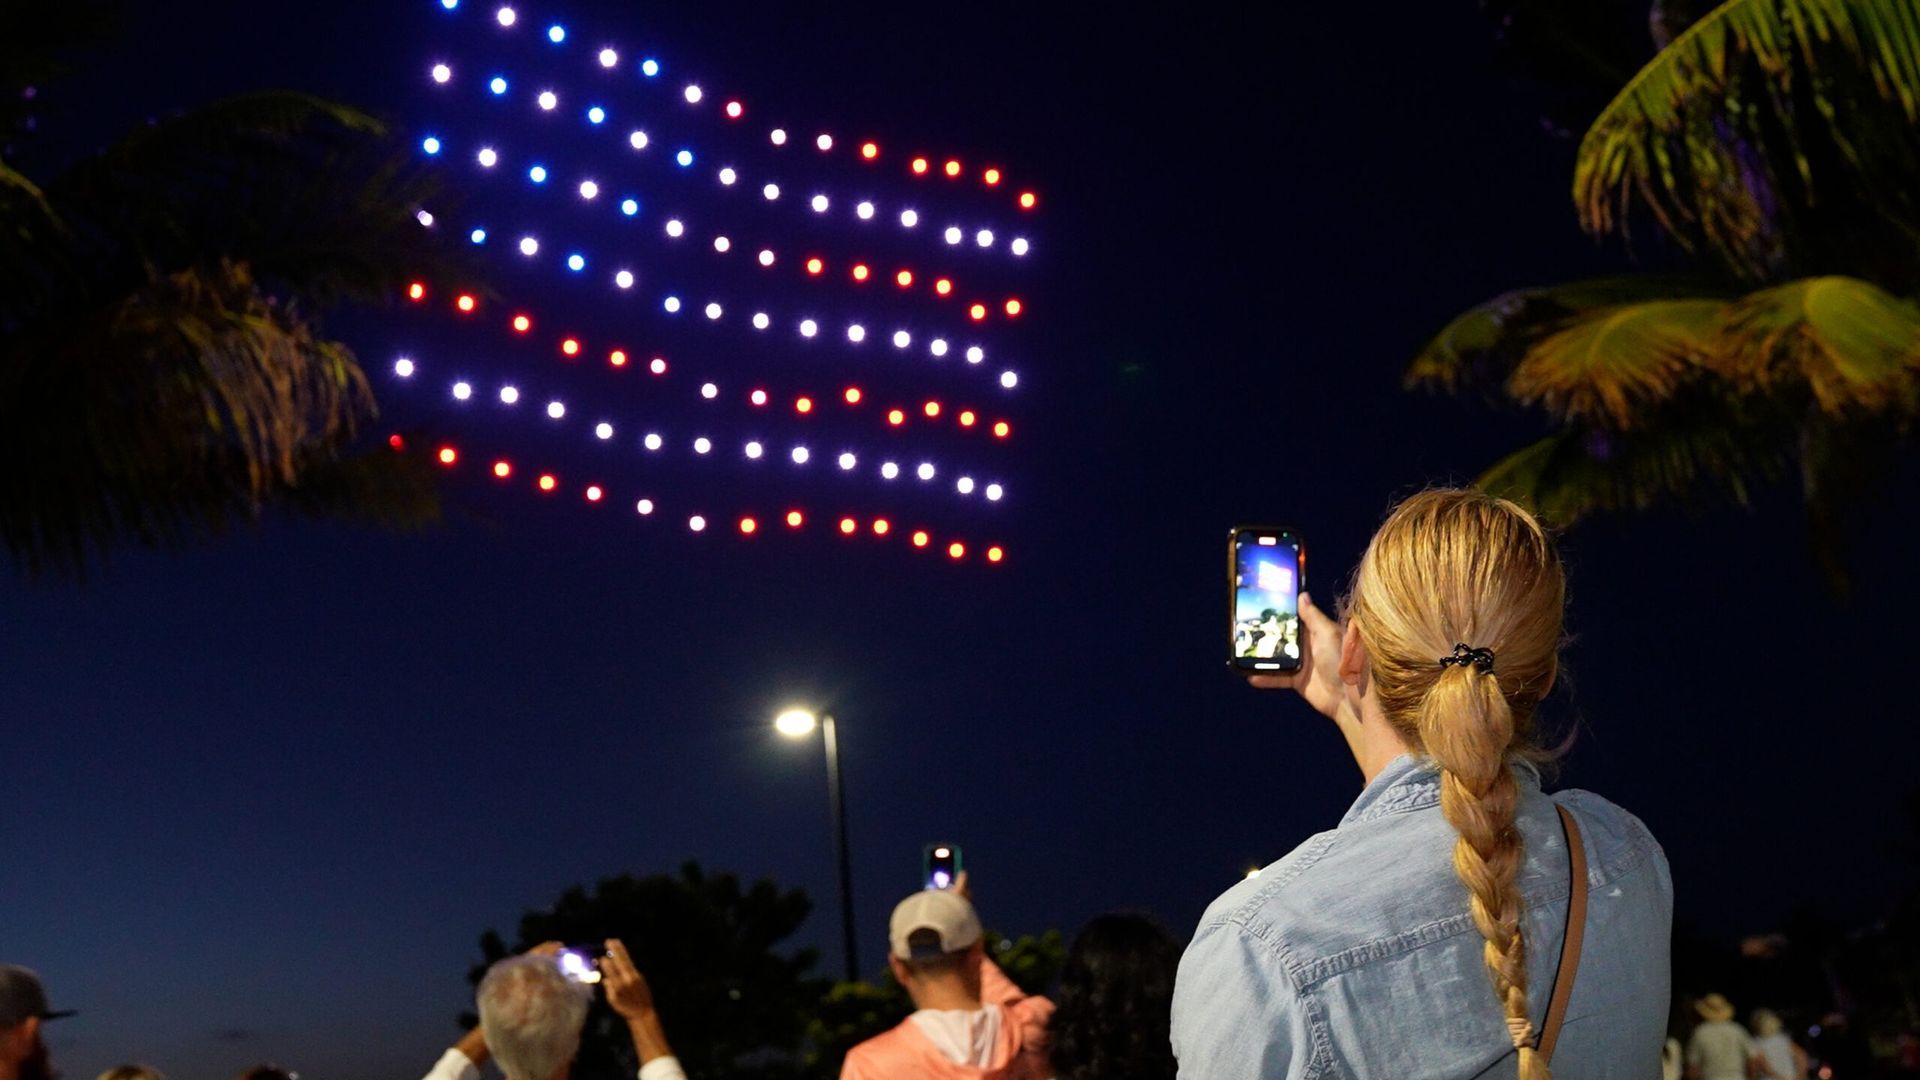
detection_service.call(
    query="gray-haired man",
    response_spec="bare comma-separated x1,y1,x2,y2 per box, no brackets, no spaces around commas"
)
421,941,684,1080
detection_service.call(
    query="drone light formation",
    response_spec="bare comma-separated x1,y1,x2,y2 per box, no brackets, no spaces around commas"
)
400,0,1039,566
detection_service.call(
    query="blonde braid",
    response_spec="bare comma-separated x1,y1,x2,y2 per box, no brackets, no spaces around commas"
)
1349,489,1564,1079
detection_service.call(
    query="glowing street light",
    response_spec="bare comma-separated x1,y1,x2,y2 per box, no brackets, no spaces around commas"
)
774,706,858,981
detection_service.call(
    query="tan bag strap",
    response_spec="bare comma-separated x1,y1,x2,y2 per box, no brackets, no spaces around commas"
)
1537,804,1589,1063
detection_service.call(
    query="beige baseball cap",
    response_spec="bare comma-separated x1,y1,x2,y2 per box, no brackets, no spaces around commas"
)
889,889,983,960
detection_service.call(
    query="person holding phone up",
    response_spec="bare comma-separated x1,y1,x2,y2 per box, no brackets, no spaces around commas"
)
420,940,685,1080
1174,489,1674,1078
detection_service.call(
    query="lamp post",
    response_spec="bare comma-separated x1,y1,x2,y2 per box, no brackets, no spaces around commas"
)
775,708,859,982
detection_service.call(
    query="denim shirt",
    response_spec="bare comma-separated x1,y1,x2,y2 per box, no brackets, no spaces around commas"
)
1172,755,1671,1079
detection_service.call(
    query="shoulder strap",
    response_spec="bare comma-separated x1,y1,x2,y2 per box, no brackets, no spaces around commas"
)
1537,803,1590,1063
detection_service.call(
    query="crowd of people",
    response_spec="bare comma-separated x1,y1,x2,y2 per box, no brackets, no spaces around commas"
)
2,490,1862,1078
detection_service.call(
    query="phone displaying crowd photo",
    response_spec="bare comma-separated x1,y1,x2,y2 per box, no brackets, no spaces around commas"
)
1229,526,1304,674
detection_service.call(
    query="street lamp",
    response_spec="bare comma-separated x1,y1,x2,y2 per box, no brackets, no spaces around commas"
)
775,707,859,981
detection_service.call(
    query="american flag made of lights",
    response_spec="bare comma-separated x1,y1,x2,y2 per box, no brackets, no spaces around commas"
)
389,1,1037,567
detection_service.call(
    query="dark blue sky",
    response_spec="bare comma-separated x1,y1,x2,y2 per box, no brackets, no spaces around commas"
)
5,2,1916,1077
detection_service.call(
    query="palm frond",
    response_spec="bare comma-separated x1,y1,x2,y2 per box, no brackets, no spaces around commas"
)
1476,389,1797,524
1715,274,1920,411
46,92,465,307
1574,0,1920,279
0,261,436,577
1408,275,1729,394
1507,297,1725,427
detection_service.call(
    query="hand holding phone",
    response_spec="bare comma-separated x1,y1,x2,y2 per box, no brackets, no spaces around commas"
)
1230,526,1305,675
924,844,962,890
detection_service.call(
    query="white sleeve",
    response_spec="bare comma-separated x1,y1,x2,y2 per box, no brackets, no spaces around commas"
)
639,1055,689,1080
422,1049,481,1080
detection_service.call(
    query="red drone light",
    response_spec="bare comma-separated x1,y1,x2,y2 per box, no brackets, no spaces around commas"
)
408,282,426,301
852,264,870,282
924,401,942,418
739,516,757,534
860,141,878,160
796,396,814,414
983,168,1002,186
437,446,457,465
806,257,824,275
959,410,977,427
838,517,857,536
585,485,604,502
887,409,906,426
944,159,961,178
844,387,863,405
610,349,628,367
388,434,405,450
786,510,804,528
561,338,581,357
896,269,913,288
969,303,988,321
1019,191,1037,209
911,157,929,174
987,546,1005,563
1005,299,1023,317
538,474,557,492
725,100,744,119
513,314,532,333
948,541,966,560
912,530,930,548
873,519,891,536
493,461,512,478
456,294,476,313
993,421,1011,438
935,279,953,296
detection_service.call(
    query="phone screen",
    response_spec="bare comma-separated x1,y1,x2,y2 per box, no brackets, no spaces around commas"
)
556,947,603,984
1230,527,1304,674
924,844,961,890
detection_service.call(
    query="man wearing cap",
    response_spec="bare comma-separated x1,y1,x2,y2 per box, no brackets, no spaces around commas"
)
0,966,74,1080
841,876,1053,1080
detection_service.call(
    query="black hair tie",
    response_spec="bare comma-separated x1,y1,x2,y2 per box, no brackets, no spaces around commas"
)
1439,643,1496,674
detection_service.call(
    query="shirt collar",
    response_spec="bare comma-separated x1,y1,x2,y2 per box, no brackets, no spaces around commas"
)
1340,753,1541,826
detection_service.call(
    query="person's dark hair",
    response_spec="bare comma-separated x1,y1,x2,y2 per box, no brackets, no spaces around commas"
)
1048,913,1180,1080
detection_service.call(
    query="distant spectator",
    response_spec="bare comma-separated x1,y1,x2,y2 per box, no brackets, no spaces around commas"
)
0,965,75,1080
1661,1036,1683,1080
1048,913,1178,1080
1751,1009,1807,1079
1686,994,1753,1080
231,1068,294,1080
841,874,1053,1079
419,940,685,1080
96,1068,165,1080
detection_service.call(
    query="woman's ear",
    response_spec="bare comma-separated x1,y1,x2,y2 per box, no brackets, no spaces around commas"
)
1339,619,1367,688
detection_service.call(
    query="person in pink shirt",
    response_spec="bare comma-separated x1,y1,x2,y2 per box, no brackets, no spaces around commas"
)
841,876,1053,1080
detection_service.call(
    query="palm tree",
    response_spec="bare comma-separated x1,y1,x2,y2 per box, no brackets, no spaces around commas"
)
0,9,462,578
1413,0,1920,584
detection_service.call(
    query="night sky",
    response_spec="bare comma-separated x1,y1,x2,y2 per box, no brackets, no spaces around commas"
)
6,3,1917,1077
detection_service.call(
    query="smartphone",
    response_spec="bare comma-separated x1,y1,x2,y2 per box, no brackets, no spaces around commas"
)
924,843,962,890
1229,526,1305,674
555,946,604,984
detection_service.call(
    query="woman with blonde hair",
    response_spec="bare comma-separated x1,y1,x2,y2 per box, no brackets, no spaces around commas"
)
1172,489,1673,1077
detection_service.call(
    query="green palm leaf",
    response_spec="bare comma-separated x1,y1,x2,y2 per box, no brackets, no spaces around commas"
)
1574,0,1920,279
1408,275,1729,394
1508,298,1726,427
1715,274,1920,411
1476,390,1796,523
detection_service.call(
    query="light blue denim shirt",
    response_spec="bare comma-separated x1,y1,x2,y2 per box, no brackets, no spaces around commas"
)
1172,755,1672,1079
